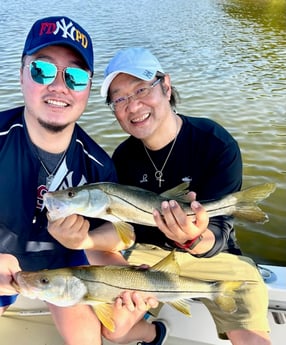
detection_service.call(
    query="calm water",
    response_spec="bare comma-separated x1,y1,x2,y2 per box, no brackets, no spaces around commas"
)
0,0,285,265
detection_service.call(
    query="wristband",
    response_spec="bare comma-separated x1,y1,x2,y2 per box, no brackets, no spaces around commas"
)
174,234,203,251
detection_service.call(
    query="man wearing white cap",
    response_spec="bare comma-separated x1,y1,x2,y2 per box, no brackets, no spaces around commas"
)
99,47,271,345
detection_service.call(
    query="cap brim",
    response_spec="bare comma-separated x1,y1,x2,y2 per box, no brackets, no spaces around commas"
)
100,69,157,98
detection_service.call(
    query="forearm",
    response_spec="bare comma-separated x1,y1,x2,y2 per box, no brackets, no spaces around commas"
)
88,222,134,252
85,249,128,265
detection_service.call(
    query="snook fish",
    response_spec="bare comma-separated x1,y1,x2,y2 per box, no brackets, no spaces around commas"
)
43,182,276,229
14,251,255,332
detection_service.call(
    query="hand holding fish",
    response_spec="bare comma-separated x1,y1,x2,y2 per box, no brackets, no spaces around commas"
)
47,214,135,252
153,196,215,254
117,290,159,312
0,254,21,297
47,214,93,250
102,291,159,340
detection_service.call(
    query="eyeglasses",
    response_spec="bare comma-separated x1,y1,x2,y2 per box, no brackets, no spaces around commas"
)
26,60,92,91
108,77,162,112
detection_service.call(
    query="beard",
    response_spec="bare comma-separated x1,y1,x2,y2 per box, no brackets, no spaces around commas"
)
38,118,69,133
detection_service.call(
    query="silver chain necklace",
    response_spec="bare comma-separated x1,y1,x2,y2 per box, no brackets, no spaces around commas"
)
143,120,179,188
36,149,66,189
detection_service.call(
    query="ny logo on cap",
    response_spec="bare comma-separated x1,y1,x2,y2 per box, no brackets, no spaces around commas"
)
39,18,89,48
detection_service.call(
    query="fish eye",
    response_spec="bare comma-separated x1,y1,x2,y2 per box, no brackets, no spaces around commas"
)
67,191,75,198
40,277,50,285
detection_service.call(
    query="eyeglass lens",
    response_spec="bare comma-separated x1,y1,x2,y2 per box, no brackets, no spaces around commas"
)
29,60,90,91
110,78,162,111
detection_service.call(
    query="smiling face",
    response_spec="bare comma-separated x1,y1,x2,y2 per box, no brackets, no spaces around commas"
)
109,73,177,149
21,45,91,135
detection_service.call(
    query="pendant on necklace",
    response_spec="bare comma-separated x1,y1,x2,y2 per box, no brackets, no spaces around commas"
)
46,175,54,189
155,171,164,188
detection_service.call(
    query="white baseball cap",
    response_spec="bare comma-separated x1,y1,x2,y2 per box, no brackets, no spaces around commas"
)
100,47,164,97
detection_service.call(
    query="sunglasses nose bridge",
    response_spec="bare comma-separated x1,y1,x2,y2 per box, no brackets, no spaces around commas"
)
49,67,68,89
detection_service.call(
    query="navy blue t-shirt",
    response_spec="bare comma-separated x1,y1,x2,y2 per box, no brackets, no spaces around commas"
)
0,106,117,271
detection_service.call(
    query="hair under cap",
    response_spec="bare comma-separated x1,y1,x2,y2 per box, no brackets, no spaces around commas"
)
22,16,94,72
101,47,164,97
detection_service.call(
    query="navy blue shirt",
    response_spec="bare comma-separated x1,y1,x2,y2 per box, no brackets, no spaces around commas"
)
112,114,242,257
0,106,117,271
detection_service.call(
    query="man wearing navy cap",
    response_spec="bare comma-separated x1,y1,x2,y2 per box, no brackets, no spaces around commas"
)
0,16,133,344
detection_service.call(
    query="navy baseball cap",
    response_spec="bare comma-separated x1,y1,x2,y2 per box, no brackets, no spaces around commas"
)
22,16,94,72
101,47,164,97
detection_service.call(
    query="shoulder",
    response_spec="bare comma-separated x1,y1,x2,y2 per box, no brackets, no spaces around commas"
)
0,106,24,130
179,114,237,145
72,125,117,181
74,124,111,161
113,136,141,158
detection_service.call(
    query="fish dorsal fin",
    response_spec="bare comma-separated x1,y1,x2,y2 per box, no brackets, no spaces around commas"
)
92,302,115,332
160,182,190,203
168,299,192,316
151,250,180,275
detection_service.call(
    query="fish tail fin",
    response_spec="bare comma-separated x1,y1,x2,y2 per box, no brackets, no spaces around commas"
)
214,295,238,314
234,183,276,203
114,221,135,248
232,183,276,224
212,280,256,314
233,204,269,223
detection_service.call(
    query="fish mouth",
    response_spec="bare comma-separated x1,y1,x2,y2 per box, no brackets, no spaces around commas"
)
43,194,68,217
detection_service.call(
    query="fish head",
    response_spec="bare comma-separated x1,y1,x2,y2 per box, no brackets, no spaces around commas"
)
43,186,109,221
14,268,87,307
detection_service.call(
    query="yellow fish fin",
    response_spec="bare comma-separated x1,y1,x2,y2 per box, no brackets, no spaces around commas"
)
168,299,192,316
151,250,181,275
113,221,135,248
93,303,115,332
214,295,237,314
160,182,191,203
219,280,253,294
228,183,276,224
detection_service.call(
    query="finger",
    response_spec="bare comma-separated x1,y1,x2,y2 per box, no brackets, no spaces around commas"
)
169,200,189,228
131,292,149,311
153,208,169,231
187,191,196,202
120,291,135,311
191,201,209,230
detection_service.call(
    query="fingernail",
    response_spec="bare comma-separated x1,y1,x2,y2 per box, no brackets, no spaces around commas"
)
162,201,169,209
170,200,176,208
192,201,200,209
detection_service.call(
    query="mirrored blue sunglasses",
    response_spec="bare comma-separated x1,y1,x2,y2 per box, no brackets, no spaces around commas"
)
27,60,92,91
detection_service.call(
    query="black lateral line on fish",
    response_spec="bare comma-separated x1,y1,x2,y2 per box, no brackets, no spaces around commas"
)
105,192,160,214
78,277,226,294
105,192,236,215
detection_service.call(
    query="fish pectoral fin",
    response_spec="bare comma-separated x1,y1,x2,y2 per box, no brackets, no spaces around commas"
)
114,221,135,248
151,250,181,275
214,295,237,314
160,182,191,203
93,303,115,332
168,299,192,316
